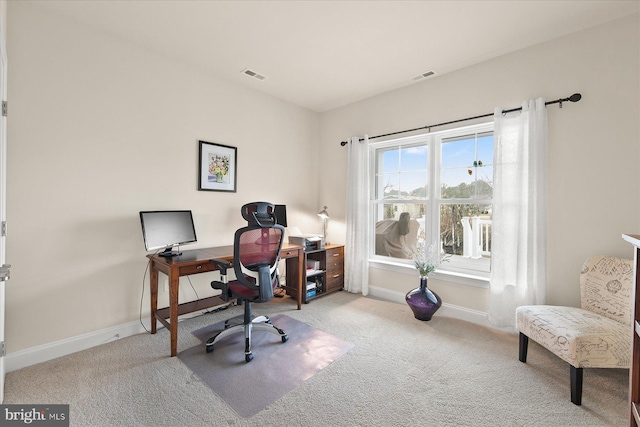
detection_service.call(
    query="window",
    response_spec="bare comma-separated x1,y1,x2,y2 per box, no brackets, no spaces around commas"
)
370,122,494,280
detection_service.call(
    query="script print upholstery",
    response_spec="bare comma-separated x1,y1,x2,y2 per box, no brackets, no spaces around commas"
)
580,255,633,326
516,255,633,369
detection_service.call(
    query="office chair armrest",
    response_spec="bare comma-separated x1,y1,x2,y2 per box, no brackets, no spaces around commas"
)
256,264,274,302
210,258,232,301
210,258,231,276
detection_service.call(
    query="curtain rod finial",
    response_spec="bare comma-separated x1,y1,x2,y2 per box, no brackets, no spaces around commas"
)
340,141,348,146
569,93,582,102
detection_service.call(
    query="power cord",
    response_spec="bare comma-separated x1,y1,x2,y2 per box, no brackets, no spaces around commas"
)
139,249,236,333
273,268,286,297
273,286,286,298
201,302,234,315
186,275,200,300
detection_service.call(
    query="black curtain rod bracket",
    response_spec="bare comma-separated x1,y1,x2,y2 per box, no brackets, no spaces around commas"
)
340,93,581,146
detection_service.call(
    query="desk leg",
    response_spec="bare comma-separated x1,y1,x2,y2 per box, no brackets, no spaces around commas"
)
150,261,159,334
296,249,303,310
169,268,180,357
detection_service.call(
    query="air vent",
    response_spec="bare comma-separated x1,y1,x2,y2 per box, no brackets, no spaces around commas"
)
241,68,267,81
411,70,436,82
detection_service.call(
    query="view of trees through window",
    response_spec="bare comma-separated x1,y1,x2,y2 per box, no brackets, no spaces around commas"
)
372,125,493,276
440,203,491,256
440,132,493,258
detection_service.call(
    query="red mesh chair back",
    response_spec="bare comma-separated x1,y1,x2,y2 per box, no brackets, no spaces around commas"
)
232,224,284,302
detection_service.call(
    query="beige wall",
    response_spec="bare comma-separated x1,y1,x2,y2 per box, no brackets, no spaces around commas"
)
0,1,5,47
319,14,640,310
6,2,321,353
5,3,639,356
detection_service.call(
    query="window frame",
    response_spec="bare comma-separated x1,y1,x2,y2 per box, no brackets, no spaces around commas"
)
368,121,494,285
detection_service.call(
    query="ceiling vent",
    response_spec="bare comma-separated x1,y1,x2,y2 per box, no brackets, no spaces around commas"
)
411,70,436,82
241,68,267,81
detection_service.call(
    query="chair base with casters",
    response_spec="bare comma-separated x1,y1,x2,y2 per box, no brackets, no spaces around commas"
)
204,295,288,363
515,255,633,405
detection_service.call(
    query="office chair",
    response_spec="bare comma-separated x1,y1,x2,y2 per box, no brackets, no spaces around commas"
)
206,202,288,362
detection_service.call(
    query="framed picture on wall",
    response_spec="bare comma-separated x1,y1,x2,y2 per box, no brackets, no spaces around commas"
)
198,140,237,192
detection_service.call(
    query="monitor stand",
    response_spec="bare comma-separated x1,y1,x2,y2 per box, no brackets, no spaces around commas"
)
159,247,182,257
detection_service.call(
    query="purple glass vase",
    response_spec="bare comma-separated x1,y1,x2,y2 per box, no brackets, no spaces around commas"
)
405,277,442,321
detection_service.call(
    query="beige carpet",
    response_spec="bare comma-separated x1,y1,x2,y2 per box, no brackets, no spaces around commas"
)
3,292,629,426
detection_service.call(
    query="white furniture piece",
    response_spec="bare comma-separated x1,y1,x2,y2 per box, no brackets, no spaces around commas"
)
623,234,640,426
374,212,419,259
516,255,633,405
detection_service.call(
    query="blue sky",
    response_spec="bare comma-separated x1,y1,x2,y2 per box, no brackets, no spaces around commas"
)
379,134,494,197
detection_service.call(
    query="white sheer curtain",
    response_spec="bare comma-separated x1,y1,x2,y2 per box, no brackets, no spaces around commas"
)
345,135,370,295
488,99,547,328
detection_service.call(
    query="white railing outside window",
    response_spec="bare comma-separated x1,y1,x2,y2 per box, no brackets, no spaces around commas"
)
461,216,492,259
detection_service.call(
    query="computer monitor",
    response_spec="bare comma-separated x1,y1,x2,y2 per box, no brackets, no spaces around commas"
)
274,205,287,227
139,210,197,257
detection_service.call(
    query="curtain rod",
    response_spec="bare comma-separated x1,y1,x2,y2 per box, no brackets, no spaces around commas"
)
339,93,582,146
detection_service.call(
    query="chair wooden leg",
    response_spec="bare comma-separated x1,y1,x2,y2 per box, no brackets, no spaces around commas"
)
519,333,528,363
570,365,583,405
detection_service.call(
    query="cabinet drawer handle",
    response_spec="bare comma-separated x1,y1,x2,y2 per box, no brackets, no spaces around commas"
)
333,274,341,278
196,265,202,270
332,253,339,257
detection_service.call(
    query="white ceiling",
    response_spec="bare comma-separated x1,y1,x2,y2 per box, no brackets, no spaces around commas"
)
37,1,639,112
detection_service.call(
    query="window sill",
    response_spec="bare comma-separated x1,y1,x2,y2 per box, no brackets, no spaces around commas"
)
369,259,490,289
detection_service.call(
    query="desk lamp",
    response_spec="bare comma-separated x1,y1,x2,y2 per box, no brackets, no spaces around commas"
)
318,206,329,241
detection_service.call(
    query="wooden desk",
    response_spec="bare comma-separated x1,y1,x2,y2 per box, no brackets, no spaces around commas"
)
148,243,305,356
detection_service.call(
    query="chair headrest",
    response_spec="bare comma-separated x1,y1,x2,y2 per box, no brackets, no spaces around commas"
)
241,202,276,227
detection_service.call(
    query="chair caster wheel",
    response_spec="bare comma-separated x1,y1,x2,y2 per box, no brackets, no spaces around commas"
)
205,345,214,353
245,353,254,363
281,335,288,343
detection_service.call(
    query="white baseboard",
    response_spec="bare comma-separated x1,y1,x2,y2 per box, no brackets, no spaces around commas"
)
6,291,494,373
5,320,151,373
367,285,494,328
5,305,232,373
5,304,233,373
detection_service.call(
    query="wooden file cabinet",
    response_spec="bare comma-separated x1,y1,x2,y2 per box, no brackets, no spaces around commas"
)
286,244,344,303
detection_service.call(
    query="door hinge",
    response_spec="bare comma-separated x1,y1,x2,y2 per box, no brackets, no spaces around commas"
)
1,221,6,237
2,101,6,117
0,264,10,282
0,342,5,357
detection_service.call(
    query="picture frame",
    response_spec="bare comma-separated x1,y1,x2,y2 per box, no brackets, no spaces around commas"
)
198,140,237,192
